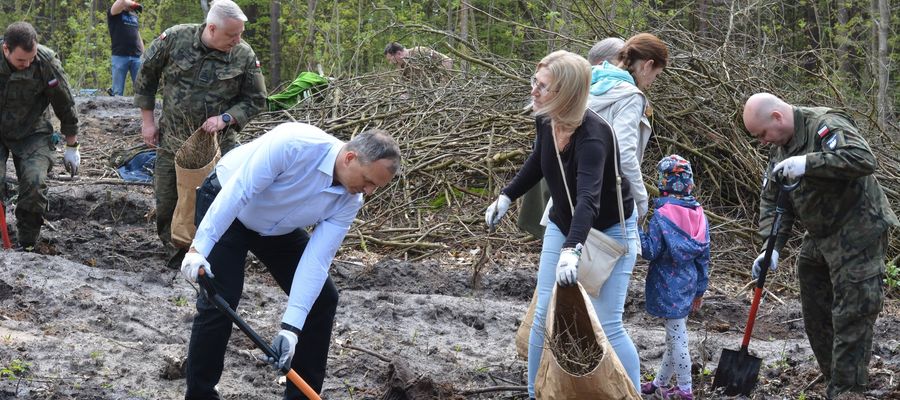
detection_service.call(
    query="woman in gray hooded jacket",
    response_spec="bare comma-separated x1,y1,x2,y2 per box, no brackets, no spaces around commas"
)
588,33,668,219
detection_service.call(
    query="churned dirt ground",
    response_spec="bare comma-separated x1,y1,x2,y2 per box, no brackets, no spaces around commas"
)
0,96,898,399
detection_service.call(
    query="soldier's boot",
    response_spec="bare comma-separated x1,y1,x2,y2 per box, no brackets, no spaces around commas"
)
15,208,43,251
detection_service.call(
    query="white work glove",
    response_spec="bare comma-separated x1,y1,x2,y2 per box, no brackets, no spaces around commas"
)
556,245,582,287
751,249,779,280
181,251,213,282
63,143,81,176
268,329,298,371
773,155,807,179
484,194,512,228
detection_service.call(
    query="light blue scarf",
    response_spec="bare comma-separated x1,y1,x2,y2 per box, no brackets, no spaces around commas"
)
589,61,635,96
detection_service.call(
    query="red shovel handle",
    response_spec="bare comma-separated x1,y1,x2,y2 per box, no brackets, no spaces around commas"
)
741,287,763,349
0,202,11,249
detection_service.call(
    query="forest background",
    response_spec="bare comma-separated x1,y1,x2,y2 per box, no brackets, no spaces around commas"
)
0,0,896,130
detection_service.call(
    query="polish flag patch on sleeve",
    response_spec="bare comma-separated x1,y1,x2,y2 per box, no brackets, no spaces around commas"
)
817,124,830,138
48,78,59,88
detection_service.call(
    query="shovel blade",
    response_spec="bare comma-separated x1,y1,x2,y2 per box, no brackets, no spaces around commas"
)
712,347,762,396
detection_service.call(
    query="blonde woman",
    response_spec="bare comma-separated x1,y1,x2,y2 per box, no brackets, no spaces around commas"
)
485,50,641,396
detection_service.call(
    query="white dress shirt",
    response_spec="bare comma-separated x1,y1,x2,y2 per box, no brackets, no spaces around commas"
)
192,122,364,329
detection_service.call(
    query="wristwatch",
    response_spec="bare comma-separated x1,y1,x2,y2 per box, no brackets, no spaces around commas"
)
221,113,233,125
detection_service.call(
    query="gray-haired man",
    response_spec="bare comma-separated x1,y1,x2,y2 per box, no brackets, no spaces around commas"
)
181,122,400,399
134,0,267,266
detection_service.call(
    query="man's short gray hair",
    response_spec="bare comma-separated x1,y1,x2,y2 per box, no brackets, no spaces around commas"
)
587,37,625,65
346,129,401,174
206,0,248,26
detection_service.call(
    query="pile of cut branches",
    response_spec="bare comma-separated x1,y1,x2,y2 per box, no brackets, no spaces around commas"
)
240,39,900,278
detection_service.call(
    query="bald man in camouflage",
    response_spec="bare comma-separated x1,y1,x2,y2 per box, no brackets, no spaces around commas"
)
134,0,266,267
0,22,79,251
743,92,898,399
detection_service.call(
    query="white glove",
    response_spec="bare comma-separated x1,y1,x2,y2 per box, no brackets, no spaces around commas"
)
556,245,581,287
773,155,806,179
63,143,81,176
751,249,779,280
268,329,298,371
484,194,512,228
181,251,213,282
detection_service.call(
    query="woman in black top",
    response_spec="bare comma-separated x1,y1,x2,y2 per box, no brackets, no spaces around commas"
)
485,50,641,395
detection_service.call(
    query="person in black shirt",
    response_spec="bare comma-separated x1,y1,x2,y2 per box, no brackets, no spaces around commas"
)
484,50,641,397
107,0,143,95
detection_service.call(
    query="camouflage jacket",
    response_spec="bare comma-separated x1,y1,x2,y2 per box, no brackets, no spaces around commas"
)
758,107,900,252
400,46,451,86
0,42,78,143
134,24,266,139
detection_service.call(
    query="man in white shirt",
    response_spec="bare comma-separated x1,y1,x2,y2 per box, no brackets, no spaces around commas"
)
179,122,400,400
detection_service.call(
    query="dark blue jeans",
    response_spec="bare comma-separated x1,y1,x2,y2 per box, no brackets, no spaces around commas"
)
185,176,338,400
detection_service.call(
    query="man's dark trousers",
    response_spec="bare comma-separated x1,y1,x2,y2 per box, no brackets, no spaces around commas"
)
184,216,339,400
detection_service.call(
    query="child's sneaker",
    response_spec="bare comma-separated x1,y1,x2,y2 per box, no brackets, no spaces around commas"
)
640,381,659,395
660,387,693,400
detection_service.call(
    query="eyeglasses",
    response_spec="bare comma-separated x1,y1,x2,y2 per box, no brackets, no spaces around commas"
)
530,75,558,95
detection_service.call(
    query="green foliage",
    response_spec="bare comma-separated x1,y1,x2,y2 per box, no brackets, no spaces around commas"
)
171,295,189,307
0,0,894,114
1,359,30,381
884,261,899,297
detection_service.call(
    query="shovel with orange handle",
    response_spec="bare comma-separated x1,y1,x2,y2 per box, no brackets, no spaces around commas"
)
197,268,321,400
0,202,12,249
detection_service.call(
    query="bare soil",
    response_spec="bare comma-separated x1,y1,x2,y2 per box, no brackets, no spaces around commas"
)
1,96,898,399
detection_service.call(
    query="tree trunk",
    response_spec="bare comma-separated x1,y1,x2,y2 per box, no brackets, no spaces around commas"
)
270,0,282,88
458,0,470,72
304,0,318,72
200,0,209,15
697,0,708,38
874,0,894,129
835,0,854,75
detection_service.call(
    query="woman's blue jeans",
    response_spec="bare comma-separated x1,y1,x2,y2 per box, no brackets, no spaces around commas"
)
527,213,640,396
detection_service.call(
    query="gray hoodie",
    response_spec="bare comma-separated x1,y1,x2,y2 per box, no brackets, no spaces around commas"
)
587,83,652,218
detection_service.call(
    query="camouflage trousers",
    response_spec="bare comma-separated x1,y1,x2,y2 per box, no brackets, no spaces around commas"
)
154,129,236,247
0,134,54,247
797,230,887,399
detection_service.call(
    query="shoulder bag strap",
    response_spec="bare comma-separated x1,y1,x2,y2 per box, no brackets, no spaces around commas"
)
551,112,626,234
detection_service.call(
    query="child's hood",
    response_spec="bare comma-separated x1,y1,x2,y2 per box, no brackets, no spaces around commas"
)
655,201,709,258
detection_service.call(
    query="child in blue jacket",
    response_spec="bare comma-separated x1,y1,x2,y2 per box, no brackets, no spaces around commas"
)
639,155,710,400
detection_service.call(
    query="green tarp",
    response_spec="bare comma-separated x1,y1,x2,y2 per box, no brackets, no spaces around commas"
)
266,72,329,111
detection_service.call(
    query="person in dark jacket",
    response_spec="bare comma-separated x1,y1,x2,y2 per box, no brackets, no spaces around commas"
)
0,22,79,250
639,155,709,400
484,50,641,396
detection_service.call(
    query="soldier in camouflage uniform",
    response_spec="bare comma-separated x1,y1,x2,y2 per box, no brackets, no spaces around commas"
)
133,0,266,264
384,42,452,89
743,93,899,399
0,22,79,250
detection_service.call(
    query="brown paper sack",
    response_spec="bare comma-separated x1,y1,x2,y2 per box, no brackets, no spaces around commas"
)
171,128,221,248
516,287,539,360
534,284,640,400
